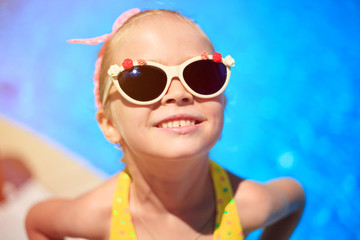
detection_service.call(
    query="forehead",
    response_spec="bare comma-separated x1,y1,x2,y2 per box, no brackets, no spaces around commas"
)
113,13,214,65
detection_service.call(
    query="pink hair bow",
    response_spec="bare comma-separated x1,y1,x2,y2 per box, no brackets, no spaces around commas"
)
67,8,141,108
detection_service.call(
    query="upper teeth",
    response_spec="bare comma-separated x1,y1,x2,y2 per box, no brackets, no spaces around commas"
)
160,120,196,128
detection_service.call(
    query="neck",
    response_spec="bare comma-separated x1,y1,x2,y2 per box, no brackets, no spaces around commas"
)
125,152,213,215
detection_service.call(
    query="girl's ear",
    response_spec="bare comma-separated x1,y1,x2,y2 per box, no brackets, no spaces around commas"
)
96,109,122,144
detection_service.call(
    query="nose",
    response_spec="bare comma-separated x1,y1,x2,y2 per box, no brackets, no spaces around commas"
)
161,77,194,105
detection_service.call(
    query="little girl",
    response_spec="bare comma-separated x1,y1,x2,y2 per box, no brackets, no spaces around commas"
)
26,8,305,240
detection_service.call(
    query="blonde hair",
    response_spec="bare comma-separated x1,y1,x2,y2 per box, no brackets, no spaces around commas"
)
98,9,214,108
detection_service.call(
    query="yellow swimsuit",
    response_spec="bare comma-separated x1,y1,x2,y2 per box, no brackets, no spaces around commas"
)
110,161,244,240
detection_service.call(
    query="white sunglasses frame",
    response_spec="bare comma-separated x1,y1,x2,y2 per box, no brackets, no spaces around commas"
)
102,54,235,106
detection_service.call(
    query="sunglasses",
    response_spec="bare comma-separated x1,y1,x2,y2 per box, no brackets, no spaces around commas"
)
102,52,235,106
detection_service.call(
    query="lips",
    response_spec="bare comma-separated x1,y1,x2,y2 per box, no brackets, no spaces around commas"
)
155,115,203,129
159,119,197,128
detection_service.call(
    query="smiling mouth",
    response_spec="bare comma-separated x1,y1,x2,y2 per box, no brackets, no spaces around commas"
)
157,119,202,128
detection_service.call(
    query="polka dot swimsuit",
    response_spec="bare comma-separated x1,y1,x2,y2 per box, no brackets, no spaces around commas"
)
109,160,244,240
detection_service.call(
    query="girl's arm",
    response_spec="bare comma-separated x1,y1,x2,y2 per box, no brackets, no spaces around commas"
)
25,198,74,240
25,175,117,240
235,177,305,238
259,178,305,240
26,196,111,240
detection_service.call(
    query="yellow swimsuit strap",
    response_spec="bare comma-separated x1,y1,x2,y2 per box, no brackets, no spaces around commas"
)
110,161,243,240
210,160,244,239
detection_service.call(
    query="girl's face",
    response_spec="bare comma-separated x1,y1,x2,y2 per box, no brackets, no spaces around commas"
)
104,14,225,162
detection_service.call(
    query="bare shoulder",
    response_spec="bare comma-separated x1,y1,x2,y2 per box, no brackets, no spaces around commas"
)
62,173,120,238
227,171,272,223
74,173,119,222
76,172,119,209
226,171,305,234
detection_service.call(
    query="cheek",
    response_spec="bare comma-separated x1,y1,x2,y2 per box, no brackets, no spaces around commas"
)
207,95,225,120
203,98,225,133
113,109,138,132
110,102,151,140
213,106,225,134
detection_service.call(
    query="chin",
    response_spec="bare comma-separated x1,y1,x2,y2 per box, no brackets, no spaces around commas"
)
152,142,213,161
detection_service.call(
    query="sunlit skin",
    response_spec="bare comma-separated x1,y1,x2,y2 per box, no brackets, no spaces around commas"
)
25,11,305,240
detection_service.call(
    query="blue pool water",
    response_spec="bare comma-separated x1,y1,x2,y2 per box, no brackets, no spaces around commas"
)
0,0,359,238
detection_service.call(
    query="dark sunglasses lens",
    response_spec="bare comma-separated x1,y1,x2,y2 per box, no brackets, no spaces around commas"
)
118,66,167,102
183,60,227,95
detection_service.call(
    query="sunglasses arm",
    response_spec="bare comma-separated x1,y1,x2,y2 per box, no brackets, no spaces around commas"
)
102,64,122,106
101,77,114,107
